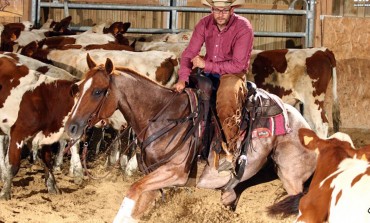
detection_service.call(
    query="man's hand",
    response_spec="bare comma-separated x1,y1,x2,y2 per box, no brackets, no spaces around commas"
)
173,80,186,93
191,55,205,69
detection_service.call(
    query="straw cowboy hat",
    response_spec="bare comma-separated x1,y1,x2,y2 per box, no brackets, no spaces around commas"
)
201,0,245,7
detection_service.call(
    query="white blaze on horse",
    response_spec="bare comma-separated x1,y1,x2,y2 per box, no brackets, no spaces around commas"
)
268,128,370,223
65,54,317,222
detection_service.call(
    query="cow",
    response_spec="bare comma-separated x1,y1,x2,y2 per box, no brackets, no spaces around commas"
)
3,20,132,54
0,16,75,52
268,128,370,223
247,48,339,138
127,30,193,45
0,52,83,199
20,47,179,85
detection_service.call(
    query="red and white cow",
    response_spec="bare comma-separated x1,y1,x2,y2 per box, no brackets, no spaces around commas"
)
296,128,370,223
4,21,132,55
247,48,339,138
0,16,75,52
268,128,370,222
0,52,82,199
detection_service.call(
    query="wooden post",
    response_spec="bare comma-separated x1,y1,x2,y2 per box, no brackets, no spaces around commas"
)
314,0,333,47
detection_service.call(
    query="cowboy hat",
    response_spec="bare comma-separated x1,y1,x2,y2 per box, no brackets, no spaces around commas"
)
201,0,245,7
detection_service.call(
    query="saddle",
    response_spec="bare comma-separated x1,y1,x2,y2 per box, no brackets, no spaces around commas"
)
245,82,283,118
240,82,287,135
188,75,289,189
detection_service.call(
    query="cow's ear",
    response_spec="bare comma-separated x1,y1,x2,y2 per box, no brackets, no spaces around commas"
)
70,83,80,97
105,58,114,75
298,128,318,150
122,22,131,33
86,53,97,69
20,41,37,57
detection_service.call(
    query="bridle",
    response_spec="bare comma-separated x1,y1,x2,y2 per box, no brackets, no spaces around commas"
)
86,88,110,129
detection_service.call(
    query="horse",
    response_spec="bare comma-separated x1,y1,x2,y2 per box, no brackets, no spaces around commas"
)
65,54,317,222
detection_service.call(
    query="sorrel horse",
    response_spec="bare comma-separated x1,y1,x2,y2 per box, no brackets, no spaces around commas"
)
65,55,317,222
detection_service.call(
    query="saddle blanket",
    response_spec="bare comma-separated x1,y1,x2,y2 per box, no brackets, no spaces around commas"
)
251,113,291,139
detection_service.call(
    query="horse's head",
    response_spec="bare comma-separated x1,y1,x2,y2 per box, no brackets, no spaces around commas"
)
66,53,118,139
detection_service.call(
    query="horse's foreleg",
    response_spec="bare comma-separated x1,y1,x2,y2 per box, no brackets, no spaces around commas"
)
113,164,189,222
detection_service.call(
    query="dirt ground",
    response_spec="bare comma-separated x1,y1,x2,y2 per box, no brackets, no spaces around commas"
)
0,128,369,223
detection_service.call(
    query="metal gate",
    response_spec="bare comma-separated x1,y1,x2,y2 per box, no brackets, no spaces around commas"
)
31,0,316,47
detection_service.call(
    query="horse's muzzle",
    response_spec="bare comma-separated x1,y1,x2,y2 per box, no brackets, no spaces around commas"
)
67,122,83,139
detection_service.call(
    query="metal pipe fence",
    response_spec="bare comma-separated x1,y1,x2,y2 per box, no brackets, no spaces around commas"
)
31,0,315,47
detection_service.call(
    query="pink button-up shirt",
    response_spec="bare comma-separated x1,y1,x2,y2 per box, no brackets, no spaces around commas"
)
178,13,254,82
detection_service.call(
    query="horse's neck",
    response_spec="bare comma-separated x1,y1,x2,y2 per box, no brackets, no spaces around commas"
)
115,73,174,133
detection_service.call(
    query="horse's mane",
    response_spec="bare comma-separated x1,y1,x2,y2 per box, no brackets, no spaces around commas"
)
114,66,173,91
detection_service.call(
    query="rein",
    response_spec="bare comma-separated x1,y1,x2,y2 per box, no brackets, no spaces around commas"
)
139,90,202,174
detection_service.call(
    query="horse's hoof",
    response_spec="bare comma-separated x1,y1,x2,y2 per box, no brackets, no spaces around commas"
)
221,189,237,207
113,215,138,223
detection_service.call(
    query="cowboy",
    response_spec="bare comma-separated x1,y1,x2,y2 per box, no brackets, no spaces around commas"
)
173,0,254,170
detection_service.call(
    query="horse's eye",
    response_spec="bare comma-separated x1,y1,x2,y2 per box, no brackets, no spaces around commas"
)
93,89,103,96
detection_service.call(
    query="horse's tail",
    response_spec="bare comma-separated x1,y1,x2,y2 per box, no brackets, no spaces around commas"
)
326,49,341,132
266,192,304,217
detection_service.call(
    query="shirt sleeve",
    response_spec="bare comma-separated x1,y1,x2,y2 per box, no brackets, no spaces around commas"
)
178,20,206,82
204,26,254,75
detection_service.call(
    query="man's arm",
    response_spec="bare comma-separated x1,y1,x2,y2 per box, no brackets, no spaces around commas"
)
178,21,206,83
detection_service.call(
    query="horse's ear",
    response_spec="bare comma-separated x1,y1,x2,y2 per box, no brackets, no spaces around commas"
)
86,53,97,69
105,58,114,75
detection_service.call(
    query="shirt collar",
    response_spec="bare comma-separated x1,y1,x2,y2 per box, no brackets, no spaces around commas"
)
212,13,236,33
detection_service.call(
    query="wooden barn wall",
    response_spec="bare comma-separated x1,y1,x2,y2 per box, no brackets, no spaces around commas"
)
323,17,370,129
39,0,305,50
332,0,370,17
0,0,29,23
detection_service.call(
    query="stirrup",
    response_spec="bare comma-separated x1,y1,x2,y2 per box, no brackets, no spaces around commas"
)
222,155,248,190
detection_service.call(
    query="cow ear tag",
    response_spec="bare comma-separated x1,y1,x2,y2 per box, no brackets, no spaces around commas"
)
303,136,313,146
